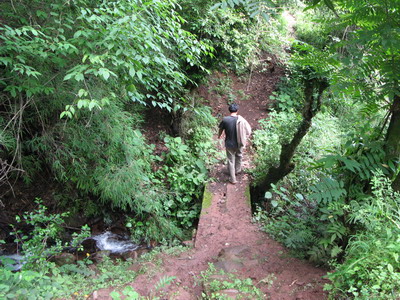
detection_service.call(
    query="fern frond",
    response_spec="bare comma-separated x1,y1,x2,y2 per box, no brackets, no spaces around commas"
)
360,101,380,117
154,276,176,291
310,177,346,204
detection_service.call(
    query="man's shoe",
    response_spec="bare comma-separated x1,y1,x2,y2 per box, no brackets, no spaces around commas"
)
229,180,238,184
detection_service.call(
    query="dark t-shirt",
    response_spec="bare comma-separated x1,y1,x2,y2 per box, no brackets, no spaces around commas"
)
219,116,238,148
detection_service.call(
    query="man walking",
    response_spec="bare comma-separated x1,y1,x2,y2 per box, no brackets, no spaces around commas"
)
218,103,251,184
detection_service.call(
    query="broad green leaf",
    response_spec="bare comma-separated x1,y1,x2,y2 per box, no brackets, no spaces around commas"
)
99,68,110,80
323,0,335,12
129,67,136,77
78,89,87,97
63,73,73,81
77,99,88,109
387,264,394,273
88,101,97,111
75,73,84,82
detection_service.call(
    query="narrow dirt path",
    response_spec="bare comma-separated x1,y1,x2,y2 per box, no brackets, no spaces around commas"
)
128,144,327,299
92,66,328,299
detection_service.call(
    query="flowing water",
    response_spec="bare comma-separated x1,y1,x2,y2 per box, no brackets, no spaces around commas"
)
0,231,139,271
91,231,139,254
0,254,25,271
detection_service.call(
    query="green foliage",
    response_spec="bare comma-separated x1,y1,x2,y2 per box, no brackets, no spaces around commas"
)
268,75,304,112
253,101,349,263
126,213,182,245
201,263,265,299
309,177,346,204
325,173,400,299
158,135,208,229
315,129,394,180
110,286,140,300
0,0,210,114
181,105,222,167
210,77,234,96
293,7,335,49
0,201,143,299
254,117,394,262
211,0,278,21
329,0,400,101
0,0,213,200
252,110,302,181
182,5,260,72
9,199,90,270
110,276,176,300
34,103,151,210
0,268,63,300
0,118,16,153
254,184,319,258
254,91,397,271
0,255,138,299
209,75,251,105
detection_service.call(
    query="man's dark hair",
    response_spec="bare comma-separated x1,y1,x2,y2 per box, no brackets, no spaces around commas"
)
228,103,239,112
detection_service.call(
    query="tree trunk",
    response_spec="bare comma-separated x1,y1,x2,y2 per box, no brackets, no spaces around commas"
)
393,173,400,192
254,77,328,200
385,94,400,191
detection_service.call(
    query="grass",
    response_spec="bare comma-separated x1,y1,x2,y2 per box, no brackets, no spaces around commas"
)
201,185,213,213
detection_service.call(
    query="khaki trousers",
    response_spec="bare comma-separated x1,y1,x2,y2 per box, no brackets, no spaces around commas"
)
226,147,243,183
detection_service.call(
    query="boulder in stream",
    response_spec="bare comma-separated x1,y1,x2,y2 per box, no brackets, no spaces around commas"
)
91,250,111,263
81,238,98,254
50,253,76,266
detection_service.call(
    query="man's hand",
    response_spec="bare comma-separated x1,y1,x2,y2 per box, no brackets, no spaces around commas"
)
218,128,223,139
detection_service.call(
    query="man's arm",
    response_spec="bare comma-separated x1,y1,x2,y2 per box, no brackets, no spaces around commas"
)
218,128,223,139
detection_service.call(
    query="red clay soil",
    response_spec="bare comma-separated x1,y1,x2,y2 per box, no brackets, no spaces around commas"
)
91,65,328,299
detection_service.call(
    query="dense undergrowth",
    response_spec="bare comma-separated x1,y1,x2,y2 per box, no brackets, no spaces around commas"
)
251,1,400,298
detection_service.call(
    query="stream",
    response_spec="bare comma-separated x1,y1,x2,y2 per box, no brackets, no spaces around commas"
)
91,231,139,253
0,231,139,271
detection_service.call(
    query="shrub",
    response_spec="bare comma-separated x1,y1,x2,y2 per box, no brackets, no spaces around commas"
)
180,3,259,73
0,255,138,299
8,199,90,270
33,103,154,211
201,263,265,299
180,105,222,167
158,135,208,229
324,173,400,298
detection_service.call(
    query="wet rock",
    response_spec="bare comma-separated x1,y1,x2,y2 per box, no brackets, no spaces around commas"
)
0,229,7,241
50,253,76,266
218,245,249,260
91,250,111,263
214,259,244,272
81,238,98,254
120,248,149,260
64,214,87,229
244,259,259,271
110,226,128,237
214,245,249,272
